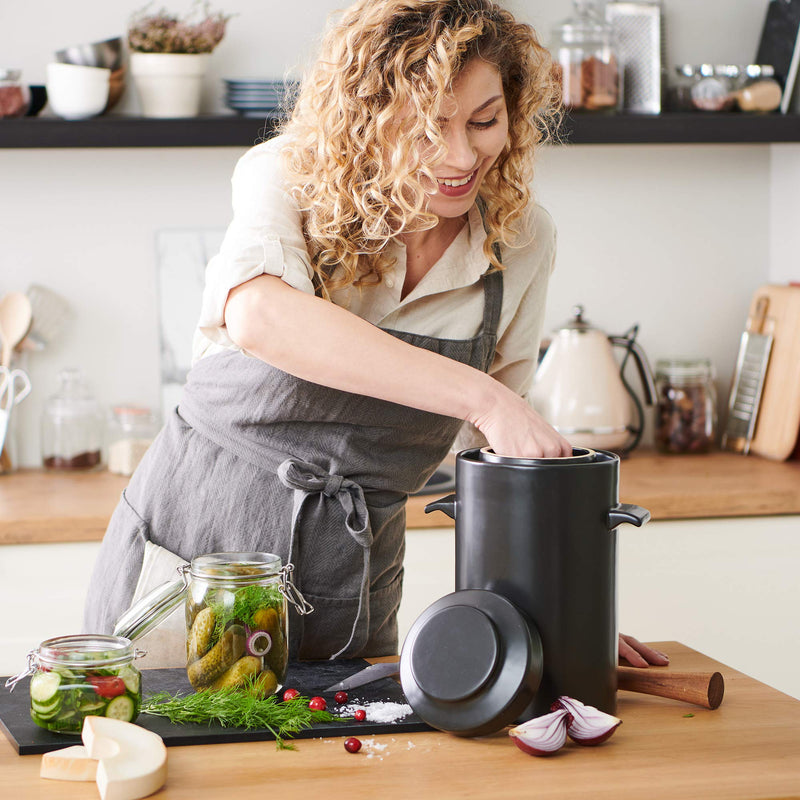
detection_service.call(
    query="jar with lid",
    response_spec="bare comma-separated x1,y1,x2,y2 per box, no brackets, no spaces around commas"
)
41,368,104,470
5,634,144,733
655,358,718,454
551,0,621,112
107,406,160,476
0,68,30,118
114,552,313,695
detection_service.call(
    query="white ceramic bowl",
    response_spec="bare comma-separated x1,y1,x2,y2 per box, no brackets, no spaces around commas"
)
46,62,110,120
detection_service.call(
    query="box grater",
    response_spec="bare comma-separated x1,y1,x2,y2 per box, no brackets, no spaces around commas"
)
605,1,666,113
721,296,773,455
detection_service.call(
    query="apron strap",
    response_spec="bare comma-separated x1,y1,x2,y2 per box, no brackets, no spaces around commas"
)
277,457,373,659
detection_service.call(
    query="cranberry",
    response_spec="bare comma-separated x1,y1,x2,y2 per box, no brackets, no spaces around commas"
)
308,696,327,711
334,691,349,704
353,708,366,722
282,688,300,702
344,736,362,753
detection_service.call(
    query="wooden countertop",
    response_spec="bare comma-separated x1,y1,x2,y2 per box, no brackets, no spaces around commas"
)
2,450,800,545
3,642,799,799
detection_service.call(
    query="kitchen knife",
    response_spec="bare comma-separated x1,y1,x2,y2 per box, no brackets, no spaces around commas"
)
325,659,724,709
324,659,400,692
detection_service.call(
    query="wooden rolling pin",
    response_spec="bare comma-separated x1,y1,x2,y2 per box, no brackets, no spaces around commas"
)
617,666,725,710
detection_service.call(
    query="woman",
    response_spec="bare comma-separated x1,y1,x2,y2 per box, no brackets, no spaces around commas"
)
85,0,666,668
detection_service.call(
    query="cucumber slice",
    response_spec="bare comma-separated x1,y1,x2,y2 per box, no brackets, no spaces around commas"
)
32,694,62,713
31,701,62,720
77,699,107,712
117,666,140,694
30,671,61,703
105,695,135,722
54,667,76,680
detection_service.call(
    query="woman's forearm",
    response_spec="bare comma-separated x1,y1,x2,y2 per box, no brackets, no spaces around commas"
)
224,275,500,426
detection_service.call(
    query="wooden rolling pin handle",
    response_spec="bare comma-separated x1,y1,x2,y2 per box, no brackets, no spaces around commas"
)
617,667,725,710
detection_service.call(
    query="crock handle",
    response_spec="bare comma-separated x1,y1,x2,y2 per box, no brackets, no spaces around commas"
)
607,503,650,530
425,494,456,519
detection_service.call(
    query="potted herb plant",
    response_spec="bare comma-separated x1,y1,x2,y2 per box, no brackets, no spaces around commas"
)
127,1,232,118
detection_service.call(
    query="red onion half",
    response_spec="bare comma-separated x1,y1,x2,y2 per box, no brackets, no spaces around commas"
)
508,709,570,756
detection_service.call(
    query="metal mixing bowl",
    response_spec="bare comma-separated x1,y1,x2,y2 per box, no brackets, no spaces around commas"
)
54,37,123,71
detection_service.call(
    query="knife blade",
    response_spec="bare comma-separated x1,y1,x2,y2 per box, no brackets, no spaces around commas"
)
324,659,401,693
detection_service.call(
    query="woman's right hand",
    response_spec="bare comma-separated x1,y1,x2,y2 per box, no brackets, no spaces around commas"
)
471,380,573,459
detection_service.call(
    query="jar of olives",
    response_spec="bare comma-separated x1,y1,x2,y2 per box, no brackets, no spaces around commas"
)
114,552,312,696
655,358,718,454
5,634,144,733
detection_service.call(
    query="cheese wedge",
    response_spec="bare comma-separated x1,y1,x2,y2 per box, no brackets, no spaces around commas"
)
40,745,98,781
82,716,168,800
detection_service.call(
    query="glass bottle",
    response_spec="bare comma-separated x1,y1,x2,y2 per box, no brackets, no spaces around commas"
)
41,368,104,470
551,0,621,112
6,634,144,734
0,68,30,118
114,552,313,696
106,405,160,476
655,358,718,454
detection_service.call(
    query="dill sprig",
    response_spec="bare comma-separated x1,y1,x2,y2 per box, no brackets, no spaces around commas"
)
141,687,336,749
208,584,283,644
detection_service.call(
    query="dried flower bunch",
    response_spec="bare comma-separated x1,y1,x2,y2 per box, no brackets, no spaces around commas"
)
128,1,232,54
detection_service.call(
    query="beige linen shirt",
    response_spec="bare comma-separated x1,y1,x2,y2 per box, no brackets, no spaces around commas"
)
193,136,557,450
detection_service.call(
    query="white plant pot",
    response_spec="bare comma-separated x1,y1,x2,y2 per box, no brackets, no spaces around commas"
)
129,52,210,118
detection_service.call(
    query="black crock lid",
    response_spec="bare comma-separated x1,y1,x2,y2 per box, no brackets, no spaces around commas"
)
400,590,543,737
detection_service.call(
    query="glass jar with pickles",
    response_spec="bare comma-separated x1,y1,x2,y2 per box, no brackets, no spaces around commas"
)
114,551,312,697
5,634,144,733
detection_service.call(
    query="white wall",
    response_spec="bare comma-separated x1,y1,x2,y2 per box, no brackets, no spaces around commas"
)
1,0,799,467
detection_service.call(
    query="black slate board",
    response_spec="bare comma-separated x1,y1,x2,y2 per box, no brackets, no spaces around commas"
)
1,658,430,755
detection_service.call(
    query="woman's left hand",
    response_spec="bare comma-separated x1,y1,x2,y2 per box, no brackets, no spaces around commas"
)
618,633,670,667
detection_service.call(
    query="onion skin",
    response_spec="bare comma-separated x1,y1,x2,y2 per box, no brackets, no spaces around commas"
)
552,696,622,746
508,709,570,756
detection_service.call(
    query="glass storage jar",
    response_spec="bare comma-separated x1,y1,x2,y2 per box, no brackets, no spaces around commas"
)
655,358,718,454
114,552,313,696
551,0,621,112
107,405,160,476
0,68,30,118
5,634,144,734
41,368,104,470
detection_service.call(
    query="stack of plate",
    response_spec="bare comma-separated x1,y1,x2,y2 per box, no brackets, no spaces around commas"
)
224,79,295,117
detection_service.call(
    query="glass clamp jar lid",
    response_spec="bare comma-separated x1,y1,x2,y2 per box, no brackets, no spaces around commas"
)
113,553,314,643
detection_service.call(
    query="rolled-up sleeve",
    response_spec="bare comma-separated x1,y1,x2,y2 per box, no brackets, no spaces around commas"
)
195,138,316,354
451,205,558,452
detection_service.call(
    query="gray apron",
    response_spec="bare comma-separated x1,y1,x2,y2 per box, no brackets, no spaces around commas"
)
84,268,502,660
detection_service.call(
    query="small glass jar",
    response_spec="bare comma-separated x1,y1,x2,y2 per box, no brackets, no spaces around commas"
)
115,552,313,696
0,68,30,118
107,406,160,476
6,634,144,734
551,0,621,112
41,368,104,470
655,358,718,454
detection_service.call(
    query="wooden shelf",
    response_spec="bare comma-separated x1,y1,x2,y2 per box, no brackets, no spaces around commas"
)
2,112,800,148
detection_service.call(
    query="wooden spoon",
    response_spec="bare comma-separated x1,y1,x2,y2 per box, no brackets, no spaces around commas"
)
0,292,33,367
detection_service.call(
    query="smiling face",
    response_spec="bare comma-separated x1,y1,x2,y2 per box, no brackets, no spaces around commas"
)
424,58,509,220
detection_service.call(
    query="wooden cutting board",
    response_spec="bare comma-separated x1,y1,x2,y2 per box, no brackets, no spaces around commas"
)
746,284,800,460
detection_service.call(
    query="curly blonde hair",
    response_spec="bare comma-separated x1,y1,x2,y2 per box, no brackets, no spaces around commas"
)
280,0,560,296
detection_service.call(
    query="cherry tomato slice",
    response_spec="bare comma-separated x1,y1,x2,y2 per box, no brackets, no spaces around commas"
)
89,675,126,698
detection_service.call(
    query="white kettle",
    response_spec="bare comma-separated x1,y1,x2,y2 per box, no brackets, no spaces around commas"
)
531,306,656,454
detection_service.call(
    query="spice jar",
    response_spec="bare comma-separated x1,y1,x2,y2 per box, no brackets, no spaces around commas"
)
114,552,313,696
655,358,718,454
5,634,144,733
107,405,160,476
41,368,104,470
0,68,30,118
551,0,621,112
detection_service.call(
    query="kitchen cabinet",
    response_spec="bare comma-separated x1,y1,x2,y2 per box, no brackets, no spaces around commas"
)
2,112,800,148
3,642,800,799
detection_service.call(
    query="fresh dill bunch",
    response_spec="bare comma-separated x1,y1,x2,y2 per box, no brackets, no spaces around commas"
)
207,584,283,644
141,686,335,749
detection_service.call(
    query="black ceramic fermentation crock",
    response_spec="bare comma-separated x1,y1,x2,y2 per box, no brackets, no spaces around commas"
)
422,447,650,723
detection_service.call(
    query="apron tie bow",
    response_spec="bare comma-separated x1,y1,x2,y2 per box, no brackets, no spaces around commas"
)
277,457,372,658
